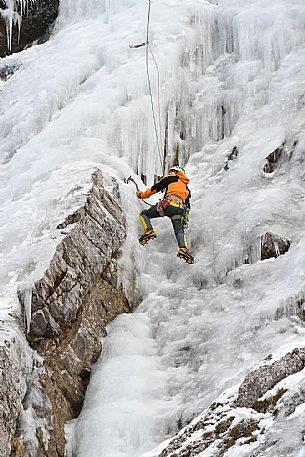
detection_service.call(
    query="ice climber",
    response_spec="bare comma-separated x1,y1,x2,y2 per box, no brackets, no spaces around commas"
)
136,166,194,264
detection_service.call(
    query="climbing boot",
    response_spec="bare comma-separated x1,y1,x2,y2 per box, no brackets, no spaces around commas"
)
177,247,194,264
139,229,157,246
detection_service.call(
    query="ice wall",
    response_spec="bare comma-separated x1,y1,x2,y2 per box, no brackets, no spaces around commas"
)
72,1,305,456
1,0,305,455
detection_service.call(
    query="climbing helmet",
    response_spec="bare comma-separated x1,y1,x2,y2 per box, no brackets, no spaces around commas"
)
169,165,185,174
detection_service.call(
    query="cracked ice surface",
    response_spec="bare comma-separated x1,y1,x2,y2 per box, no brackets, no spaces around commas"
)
1,0,305,455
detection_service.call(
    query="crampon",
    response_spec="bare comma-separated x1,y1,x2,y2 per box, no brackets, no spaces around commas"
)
177,248,194,264
139,230,157,246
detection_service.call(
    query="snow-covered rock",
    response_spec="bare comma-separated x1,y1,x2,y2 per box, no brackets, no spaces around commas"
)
1,170,133,456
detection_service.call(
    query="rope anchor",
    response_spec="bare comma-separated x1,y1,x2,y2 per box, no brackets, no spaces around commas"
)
129,42,147,48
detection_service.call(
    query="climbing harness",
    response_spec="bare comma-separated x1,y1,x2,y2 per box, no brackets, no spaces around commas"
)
129,0,164,173
155,197,169,217
156,198,170,211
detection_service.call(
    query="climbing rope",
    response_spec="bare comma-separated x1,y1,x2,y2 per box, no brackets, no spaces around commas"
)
130,0,164,174
148,44,163,165
145,0,163,172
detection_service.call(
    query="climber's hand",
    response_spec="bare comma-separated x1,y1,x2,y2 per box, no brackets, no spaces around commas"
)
136,191,142,199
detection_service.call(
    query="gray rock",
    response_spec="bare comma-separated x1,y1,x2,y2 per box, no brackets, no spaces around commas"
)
0,328,32,457
263,139,297,174
0,63,20,80
237,348,305,408
224,146,239,170
260,232,290,260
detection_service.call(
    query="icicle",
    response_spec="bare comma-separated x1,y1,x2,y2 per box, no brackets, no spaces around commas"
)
258,235,262,261
0,0,15,51
18,287,32,332
23,288,32,333
0,0,36,51
17,12,21,44
273,241,280,258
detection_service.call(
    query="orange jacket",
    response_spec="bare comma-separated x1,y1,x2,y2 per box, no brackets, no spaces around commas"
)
140,171,191,206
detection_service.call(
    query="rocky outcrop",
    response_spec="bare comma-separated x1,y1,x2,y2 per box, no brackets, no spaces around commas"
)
2,170,133,457
260,232,290,260
237,348,305,408
224,146,238,170
154,348,305,457
0,63,19,80
0,0,59,57
28,170,128,342
242,232,291,266
263,139,297,174
263,143,285,174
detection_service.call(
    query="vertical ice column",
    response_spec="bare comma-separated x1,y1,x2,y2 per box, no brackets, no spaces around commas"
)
0,0,22,51
165,5,236,164
0,0,39,51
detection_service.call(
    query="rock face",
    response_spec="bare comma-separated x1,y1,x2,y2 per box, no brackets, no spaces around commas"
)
237,348,305,408
0,0,59,57
155,348,305,457
0,330,32,457
263,139,297,174
2,170,133,457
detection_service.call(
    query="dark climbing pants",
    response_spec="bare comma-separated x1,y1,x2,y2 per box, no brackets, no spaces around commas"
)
139,204,187,248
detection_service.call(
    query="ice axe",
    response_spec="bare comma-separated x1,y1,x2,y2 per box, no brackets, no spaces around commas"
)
126,176,152,206
126,176,140,191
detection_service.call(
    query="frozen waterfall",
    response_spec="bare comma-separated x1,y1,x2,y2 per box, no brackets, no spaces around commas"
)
1,0,305,456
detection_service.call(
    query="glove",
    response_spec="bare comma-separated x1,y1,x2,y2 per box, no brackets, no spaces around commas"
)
136,191,142,199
